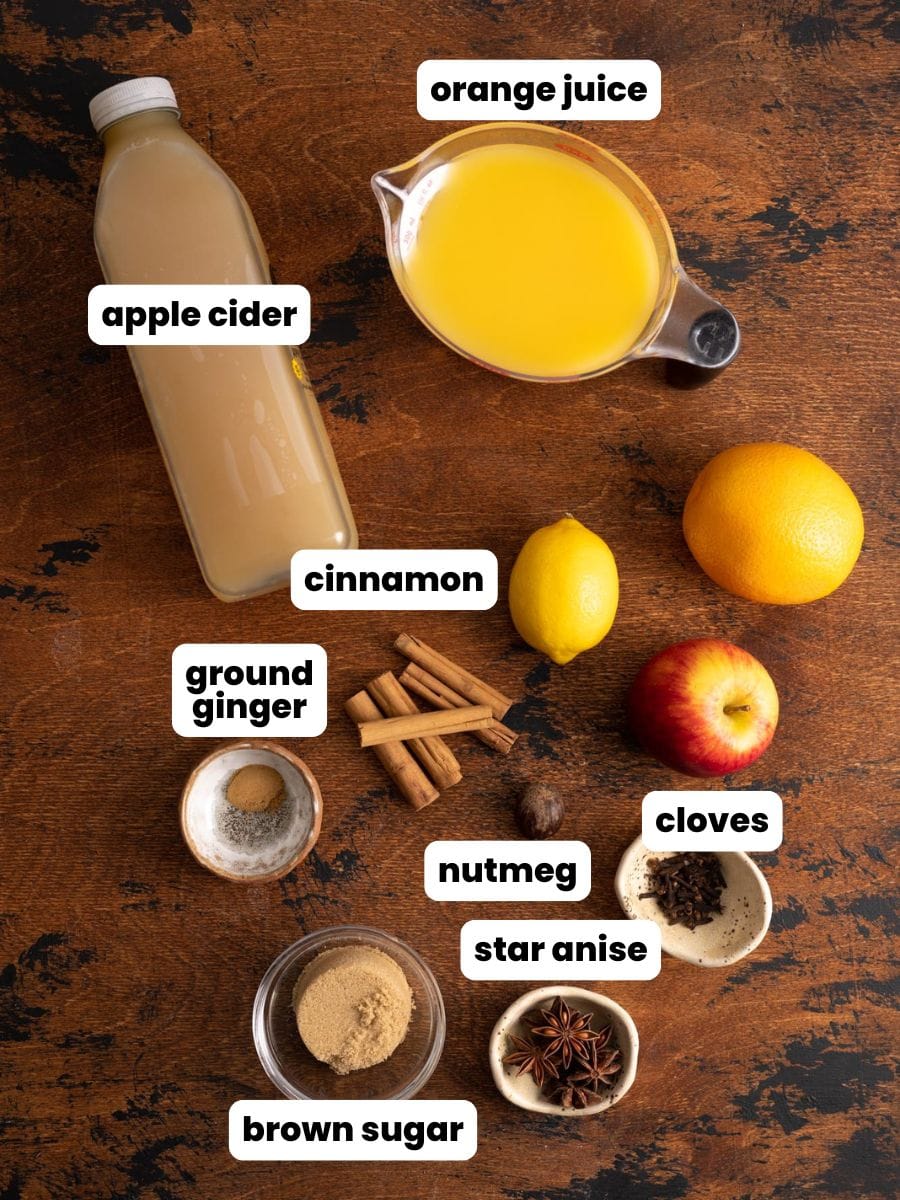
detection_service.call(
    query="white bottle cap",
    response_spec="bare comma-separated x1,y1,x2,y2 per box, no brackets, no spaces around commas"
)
89,77,179,134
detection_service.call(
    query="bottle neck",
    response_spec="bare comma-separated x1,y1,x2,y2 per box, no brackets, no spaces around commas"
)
101,107,182,152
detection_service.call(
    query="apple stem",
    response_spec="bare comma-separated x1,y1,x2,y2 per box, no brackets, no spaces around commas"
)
723,703,752,715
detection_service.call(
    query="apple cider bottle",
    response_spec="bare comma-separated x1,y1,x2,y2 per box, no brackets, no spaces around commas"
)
90,77,357,601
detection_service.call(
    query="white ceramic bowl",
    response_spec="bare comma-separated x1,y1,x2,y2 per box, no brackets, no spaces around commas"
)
614,835,772,967
180,740,322,882
489,985,639,1117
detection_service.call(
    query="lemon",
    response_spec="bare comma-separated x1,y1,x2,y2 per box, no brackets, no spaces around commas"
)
683,443,863,604
509,516,619,664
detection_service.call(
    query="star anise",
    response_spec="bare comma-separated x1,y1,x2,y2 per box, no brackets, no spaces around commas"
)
568,1034,622,1091
588,1022,614,1053
549,1081,603,1110
502,996,624,1112
527,996,600,1069
502,1034,560,1090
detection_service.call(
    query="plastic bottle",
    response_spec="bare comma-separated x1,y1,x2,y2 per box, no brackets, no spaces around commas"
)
90,77,357,601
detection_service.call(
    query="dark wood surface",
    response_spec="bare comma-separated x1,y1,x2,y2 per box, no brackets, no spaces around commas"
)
1,2,897,1197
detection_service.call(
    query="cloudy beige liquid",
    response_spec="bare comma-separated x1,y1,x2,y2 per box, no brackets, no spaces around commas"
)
93,108,357,601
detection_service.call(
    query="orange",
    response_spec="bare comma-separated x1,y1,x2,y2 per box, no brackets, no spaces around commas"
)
683,443,864,604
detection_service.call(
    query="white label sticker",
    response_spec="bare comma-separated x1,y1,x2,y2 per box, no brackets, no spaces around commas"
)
171,643,327,738
417,60,661,121
641,791,783,852
229,1100,477,1161
424,841,590,901
88,284,310,345
291,549,498,611
460,920,661,980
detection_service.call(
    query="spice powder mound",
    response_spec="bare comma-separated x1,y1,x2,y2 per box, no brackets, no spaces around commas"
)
292,946,413,1075
226,763,285,813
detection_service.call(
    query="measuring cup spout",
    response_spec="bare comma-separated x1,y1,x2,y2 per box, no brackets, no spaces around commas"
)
644,269,740,370
371,162,416,228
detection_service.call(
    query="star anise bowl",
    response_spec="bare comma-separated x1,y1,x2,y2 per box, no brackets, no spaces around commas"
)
489,986,639,1117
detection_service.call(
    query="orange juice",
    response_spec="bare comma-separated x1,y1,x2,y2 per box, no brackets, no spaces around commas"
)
401,143,661,378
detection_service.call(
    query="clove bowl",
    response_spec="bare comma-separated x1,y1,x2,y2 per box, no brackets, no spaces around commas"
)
489,985,639,1117
180,740,322,883
614,835,772,967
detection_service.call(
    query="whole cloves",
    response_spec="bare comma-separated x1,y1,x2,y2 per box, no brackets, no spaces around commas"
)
640,852,727,930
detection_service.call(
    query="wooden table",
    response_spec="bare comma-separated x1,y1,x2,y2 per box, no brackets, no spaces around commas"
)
1,3,896,1197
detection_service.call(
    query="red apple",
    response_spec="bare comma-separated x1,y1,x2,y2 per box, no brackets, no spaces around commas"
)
626,638,779,777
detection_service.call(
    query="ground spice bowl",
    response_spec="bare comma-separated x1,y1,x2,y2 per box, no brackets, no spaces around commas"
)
253,926,446,1100
179,740,322,883
489,986,639,1117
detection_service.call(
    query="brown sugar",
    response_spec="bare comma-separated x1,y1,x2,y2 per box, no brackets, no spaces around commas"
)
292,945,413,1074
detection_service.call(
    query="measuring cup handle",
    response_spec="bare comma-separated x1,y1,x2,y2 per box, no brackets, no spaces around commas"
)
645,268,740,370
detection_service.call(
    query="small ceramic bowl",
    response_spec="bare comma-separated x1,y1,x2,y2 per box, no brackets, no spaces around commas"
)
180,740,322,883
614,835,772,967
253,926,446,1100
489,985,639,1117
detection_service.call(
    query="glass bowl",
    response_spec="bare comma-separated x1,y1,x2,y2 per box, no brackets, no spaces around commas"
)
252,925,446,1099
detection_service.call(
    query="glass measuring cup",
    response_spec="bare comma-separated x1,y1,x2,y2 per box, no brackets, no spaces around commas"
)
372,122,739,382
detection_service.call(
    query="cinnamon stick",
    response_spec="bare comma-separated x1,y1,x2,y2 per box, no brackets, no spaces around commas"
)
344,690,438,810
366,672,462,789
358,705,493,748
399,662,519,755
393,633,513,721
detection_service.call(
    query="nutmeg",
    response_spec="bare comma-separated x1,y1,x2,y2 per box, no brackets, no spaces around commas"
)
515,782,565,839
